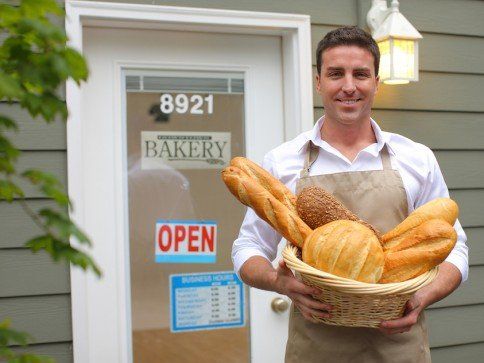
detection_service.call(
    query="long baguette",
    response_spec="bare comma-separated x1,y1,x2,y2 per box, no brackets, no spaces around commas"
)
230,157,297,214
222,166,311,248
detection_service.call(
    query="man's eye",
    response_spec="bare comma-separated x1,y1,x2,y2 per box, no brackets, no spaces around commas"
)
328,73,342,77
355,73,370,78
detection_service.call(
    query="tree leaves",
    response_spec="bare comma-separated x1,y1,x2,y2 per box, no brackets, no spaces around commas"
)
0,320,53,363
0,179,24,201
1,1,97,361
22,170,70,208
26,234,102,277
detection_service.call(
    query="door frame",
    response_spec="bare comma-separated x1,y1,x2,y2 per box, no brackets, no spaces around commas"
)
65,1,313,362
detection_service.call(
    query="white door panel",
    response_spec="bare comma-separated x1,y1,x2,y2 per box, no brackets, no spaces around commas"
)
82,26,289,362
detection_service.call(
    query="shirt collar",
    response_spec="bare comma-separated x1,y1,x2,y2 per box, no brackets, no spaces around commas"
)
299,116,395,157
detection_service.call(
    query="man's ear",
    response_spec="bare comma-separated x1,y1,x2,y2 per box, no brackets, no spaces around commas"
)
316,73,322,94
375,75,380,94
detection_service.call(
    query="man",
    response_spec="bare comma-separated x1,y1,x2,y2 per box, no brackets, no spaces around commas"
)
232,26,468,362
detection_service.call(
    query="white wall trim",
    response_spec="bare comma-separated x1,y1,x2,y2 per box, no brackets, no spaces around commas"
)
65,1,313,362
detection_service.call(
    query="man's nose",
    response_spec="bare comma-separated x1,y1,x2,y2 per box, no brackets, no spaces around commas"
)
341,76,356,93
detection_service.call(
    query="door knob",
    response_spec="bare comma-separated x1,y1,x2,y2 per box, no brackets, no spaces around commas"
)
271,297,289,313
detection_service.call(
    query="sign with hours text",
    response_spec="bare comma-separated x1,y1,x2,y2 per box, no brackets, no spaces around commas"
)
155,220,217,263
170,272,245,333
141,131,231,169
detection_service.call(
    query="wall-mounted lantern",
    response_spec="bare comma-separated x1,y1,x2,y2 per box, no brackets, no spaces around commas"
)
367,0,422,84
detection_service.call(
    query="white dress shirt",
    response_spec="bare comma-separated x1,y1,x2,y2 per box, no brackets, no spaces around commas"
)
232,116,469,283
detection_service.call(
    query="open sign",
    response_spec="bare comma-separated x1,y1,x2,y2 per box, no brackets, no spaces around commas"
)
155,220,217,263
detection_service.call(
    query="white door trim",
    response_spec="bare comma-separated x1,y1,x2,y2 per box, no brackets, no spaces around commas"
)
65,1,313,362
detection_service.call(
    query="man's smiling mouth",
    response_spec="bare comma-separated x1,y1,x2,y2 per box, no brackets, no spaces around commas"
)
337,98,362,105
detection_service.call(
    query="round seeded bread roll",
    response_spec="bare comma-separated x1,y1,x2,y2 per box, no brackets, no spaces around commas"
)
302,220,384,283
297,186,382,240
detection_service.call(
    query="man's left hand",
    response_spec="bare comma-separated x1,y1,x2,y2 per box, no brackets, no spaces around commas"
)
379,291,427,335
378,262,463,335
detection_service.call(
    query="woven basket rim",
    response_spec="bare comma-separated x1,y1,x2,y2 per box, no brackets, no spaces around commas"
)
282,244,438,295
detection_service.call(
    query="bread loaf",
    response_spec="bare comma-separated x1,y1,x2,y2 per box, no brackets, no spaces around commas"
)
222,166,312,248
302,220,384,283
382,197,458,250
297,186,382,239
379,218,457,283
230,157,297,214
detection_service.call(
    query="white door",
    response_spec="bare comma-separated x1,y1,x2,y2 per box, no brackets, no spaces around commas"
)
80,26,292,362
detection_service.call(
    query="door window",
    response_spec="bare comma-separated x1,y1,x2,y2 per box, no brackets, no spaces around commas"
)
125,70,249,362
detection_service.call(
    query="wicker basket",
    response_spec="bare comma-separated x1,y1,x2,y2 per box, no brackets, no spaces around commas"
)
282,244,438,328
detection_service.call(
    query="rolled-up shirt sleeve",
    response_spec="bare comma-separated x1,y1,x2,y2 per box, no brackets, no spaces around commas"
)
231,154,283,277
415,147,469,283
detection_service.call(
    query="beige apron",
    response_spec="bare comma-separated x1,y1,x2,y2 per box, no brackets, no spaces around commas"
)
285,141,431,363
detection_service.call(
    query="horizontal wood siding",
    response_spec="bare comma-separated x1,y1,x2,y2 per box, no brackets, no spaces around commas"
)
427,304,484,348
11,342,73,363
0,295,71,344
467,228,484,265
14,151,67,198
0,103,66,150
431,342,484,363
432,266,484,308
0,200,61,248
0,250,70,298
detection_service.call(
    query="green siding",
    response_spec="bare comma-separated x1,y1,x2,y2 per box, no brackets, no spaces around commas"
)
0,103,66,150
428,305,484,347
467,228,484,265
0,295,71,344
14,151,67,198
432,266,484,308
12,343,73,363
0,200,60,248
432,342,484,363
357,0,484,37
0,250,70,297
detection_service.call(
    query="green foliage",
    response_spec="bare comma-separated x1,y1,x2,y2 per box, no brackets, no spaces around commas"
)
0,320,53,363
0,0,99,362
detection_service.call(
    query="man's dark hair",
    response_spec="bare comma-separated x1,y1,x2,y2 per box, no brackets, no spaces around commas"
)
316,26,380,76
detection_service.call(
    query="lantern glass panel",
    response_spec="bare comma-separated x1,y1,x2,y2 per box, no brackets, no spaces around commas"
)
377,39,391,81
392,39,415,79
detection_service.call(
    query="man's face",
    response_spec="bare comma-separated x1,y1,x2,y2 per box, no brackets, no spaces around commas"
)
316,45,379,126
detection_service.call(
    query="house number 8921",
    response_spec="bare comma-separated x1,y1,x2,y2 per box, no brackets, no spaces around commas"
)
160,94,214,115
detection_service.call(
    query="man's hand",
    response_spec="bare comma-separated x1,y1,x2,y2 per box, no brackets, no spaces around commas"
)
379,261,462,335
379,291,425,334
272,260,333,322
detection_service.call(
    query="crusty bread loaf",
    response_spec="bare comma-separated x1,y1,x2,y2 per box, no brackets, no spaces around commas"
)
379,218,457,283
222,166,312,248
382,197,458,251
302,220,384,283
297,186,382,240
231,157,297,214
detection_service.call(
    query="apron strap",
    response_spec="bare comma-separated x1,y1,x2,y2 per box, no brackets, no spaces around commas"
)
299,141,319,178
299,141,393,177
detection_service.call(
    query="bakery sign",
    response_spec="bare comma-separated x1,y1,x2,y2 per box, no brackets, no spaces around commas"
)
155,220,217,263
141,131,231,169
